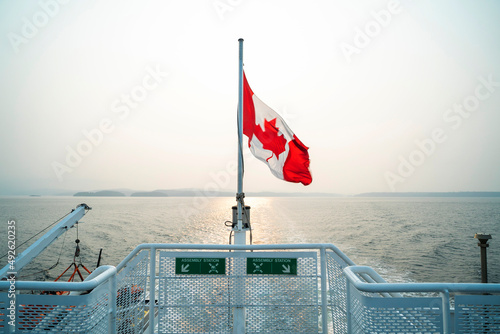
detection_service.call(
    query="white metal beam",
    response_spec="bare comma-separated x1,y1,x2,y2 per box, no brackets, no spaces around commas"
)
0,204,91,279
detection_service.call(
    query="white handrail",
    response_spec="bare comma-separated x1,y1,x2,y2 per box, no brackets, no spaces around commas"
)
116,242,355,272
344,265,500,294
344,266,500,334
0,265,116,291
1,265,117,333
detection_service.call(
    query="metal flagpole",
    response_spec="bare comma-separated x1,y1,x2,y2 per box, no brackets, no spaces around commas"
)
235,38,245,244
233,37,246,333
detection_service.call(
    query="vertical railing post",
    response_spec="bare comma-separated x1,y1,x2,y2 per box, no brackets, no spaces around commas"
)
345,280,352,333
109,271,117,333
441,289,451,334
149,247,156,334
320,247,329,333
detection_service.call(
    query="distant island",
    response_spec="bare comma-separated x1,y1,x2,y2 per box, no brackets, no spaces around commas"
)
72,189,341,197
70,190,500,198
131,191,168,197
74,190,126,197
355,192,500,197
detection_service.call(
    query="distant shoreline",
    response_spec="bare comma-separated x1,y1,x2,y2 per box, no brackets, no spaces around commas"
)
68,190,500,198
4,190,500,198
354,192,500,197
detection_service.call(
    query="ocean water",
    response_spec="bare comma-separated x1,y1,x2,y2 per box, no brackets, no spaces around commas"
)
1,196,499,284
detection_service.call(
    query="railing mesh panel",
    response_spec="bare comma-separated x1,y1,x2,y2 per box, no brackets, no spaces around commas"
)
455,294,500,333
326,250,350,334
244,256,319,334
158,251,319,334
116,250,149,334
7,282,110,333
9,245,500,333
0,293,10,330
349,286,443,333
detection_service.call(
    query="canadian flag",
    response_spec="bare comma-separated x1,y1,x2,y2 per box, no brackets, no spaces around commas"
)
242,72,312,185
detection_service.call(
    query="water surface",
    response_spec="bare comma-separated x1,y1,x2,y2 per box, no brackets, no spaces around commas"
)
1,196,498,283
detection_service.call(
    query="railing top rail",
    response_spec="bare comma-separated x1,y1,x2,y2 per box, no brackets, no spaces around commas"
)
116,243,355,272
0,265,116,292
345,266,500,294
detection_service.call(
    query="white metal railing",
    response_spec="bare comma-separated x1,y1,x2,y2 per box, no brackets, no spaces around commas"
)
3,244,498,333
0,265,117,333
344,266,500,334
115,243,354,334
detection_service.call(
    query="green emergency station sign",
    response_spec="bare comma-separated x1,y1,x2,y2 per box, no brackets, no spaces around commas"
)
247,257,297,275
175,258,226,275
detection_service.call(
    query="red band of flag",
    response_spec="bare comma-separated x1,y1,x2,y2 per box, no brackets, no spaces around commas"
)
242,72,312,186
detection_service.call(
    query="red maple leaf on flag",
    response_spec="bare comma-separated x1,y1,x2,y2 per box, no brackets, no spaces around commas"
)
253,118,287,160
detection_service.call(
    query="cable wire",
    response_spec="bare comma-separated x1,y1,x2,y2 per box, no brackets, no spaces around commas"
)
17,226,69,279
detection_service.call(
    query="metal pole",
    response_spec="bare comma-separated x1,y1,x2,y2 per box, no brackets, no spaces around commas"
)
319,247,329,333
109,271,117,334
149,247,156,334
237,38,244,203
233,37,246,334
441,289,451,334
480,246,488,283
474,233,492,283
235,37,245,241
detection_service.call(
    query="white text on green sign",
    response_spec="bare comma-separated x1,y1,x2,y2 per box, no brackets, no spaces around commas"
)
247,258,297,275
175,258,225,275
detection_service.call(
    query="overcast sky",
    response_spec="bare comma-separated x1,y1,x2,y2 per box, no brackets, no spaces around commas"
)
1,0,499,195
